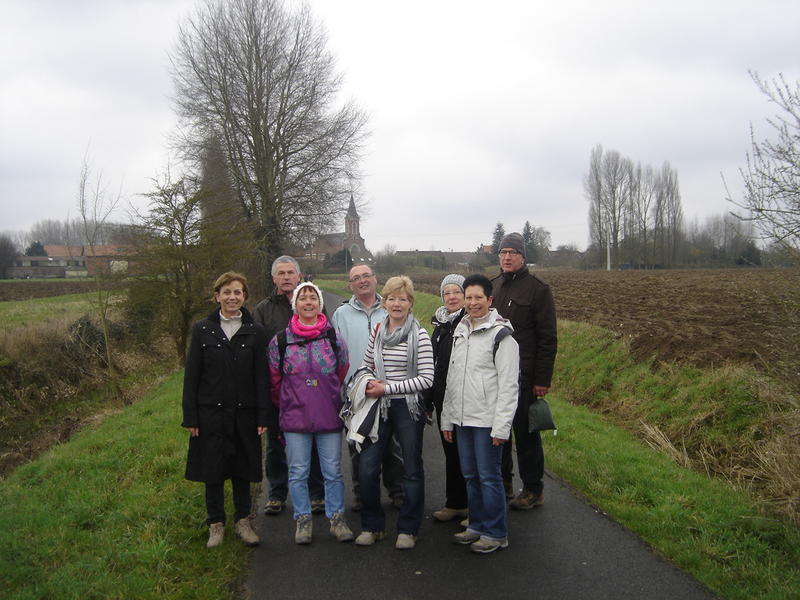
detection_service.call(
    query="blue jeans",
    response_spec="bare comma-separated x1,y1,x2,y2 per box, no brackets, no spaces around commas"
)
284,431,345,519
456,425,507,540
266,428,324,501
358,399,425,535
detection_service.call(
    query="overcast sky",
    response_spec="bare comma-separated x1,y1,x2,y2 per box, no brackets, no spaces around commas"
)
2,0,798,253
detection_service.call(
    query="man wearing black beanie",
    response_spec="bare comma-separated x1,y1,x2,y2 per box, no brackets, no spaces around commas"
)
491,232,557,509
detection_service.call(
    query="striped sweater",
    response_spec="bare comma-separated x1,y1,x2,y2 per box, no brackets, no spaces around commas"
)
362,327,434,397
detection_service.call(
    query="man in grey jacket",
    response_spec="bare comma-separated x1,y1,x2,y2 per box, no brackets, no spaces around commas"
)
331,264,404,510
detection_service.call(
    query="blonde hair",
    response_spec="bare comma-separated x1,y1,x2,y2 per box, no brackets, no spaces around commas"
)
212,271,249,300
381,275,415,307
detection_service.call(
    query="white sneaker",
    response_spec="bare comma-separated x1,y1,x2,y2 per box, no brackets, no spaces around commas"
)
395,533,416,550
354,530,386,546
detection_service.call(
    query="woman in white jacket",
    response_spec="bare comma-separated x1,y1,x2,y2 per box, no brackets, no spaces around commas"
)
441,274,519,554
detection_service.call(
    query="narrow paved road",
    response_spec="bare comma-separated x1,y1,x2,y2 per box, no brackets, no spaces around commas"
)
247,290,717,599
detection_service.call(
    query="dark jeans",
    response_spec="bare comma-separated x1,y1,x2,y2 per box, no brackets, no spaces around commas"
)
358,399,425,535
205,477,251,525
510,385,545,494
266,428,324,502
435,406,467,509
349,434,404,499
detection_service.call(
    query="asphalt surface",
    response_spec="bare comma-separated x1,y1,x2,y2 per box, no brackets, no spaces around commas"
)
245,425,718,600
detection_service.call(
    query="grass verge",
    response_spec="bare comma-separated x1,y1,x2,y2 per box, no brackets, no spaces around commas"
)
0,373,250,600
0,292,98,330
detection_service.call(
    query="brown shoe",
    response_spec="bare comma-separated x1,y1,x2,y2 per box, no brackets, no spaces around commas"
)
295,514,313,544
432,507,469,522
509,490,544,510
234,517,260,546
310,498,326,514
264,499,285,515
206,522,224,548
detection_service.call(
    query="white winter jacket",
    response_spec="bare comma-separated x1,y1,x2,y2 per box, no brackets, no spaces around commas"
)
440,309,519,440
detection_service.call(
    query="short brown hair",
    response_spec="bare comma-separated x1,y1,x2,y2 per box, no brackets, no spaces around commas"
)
212,271,249,300
381,275,415,307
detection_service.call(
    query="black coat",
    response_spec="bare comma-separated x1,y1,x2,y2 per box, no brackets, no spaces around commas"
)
491,267,558,388
421,308,465,414
182,307,269,483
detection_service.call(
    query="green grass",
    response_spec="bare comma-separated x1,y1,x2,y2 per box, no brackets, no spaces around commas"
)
0,373,249,600
0,293,98,329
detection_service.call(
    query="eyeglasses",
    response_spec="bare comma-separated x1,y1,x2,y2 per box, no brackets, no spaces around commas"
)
349,273,374,283
498,250,521,256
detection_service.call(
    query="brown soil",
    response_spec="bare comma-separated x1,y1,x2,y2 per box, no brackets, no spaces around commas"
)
0,280,97,301
412,268,800,378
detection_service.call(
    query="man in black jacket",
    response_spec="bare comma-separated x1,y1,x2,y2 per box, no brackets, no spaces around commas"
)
491,233,557,509
253,255,327,515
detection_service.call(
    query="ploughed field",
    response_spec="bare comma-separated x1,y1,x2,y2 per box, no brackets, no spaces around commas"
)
413,268,800,379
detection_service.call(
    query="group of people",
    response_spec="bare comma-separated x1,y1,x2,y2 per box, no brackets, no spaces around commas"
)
181,232,557,555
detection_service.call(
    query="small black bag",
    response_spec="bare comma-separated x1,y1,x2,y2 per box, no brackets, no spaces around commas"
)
528,396,557,433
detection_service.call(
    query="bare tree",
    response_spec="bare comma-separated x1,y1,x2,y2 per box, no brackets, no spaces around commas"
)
727,72,800,263
77,156,122,385
170,0,368,290
125,170,250,362
0,234,17,278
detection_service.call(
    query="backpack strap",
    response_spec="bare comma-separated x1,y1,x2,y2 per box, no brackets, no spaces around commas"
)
493,327,512,363
278,327,340,373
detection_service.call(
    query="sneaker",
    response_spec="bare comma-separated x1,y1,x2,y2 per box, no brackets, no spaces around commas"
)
234,517,260,546
391,494,405,509
310,498,326,514
459,517,469,528
295,514,313,545
264,499,285,515
354,530,386,546
509,490,544,510
432,507,468,522
395,533,416,550
206,522,224,548
329,513,354,542
453,530,480,545
470,536,509,554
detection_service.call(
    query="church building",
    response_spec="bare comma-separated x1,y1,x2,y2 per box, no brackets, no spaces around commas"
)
304,195,373,264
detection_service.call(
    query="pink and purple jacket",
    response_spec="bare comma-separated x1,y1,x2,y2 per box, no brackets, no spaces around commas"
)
268,324,350,433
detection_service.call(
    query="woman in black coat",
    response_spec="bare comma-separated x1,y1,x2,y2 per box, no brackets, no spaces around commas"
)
182,272,269,548
422,274,469,523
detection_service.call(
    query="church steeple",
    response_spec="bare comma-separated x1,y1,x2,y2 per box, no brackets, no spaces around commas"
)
345,194,360,238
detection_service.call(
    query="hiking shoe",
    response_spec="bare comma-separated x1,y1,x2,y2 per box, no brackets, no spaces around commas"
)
395,533,416,550
206,522,224,548
391,494,405,509
295,514,313,545
329,513,354,542
432,507,468,522
264,499,285,515
354,530,385,546
460,517,469,528
351,495,363,512
310,498,326,514
234,517,260,546
470,537,509,554
509,490,544,510
453,530,481,545
504,479,514,500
